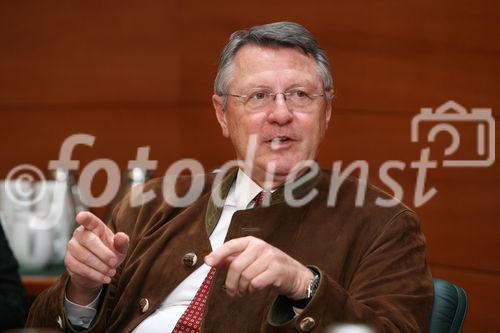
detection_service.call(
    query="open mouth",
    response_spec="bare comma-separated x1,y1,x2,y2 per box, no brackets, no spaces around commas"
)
267,136,294,150
270,136,291,144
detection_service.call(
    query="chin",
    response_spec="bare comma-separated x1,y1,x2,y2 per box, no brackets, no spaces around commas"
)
259,158,305,179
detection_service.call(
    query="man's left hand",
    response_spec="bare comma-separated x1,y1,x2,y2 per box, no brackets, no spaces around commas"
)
205,236,314,300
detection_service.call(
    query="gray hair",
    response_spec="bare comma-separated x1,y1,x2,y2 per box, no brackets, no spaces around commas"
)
214,21,333,107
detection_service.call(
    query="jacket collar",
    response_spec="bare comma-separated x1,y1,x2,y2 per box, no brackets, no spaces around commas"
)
205,167,322,236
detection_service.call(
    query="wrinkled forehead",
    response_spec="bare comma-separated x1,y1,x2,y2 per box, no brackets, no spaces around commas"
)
230,45,323,89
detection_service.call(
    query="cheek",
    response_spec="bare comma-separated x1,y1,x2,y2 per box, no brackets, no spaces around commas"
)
226,115,246,139
313,113,329,139
229,111,259,128
227,115,265,156
300,117,327,152
300,114,324,136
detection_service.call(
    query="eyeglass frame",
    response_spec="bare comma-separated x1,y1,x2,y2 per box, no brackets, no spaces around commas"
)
219,89,328,110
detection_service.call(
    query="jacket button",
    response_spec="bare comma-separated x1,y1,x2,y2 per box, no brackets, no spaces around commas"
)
182,252,198,267
56,315,64,329
299,316,315,332
139,298,150,313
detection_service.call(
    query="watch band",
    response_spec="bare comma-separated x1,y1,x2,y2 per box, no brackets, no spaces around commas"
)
306,271,320,298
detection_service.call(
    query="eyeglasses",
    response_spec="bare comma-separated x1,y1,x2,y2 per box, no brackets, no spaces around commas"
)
221,89,325,110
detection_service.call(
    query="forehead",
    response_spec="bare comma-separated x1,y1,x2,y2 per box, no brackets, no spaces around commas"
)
231,45,322,88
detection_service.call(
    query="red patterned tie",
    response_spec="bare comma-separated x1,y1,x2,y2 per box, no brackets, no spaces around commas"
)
172,191,267,332
172,267,216,333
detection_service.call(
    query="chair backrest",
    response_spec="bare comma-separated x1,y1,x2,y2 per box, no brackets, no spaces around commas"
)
429,278,468,333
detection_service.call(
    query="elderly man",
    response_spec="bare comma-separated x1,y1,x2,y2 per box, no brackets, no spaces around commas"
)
28,22,433,332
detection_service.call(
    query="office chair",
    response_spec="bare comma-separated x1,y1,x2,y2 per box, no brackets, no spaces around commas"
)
429,278,468,333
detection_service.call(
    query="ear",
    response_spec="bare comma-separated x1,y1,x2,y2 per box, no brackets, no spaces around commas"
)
212,94,230,137
324,89,333,129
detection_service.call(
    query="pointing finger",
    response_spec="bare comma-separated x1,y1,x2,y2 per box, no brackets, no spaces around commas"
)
76,211,114,246
205,237,252,267
76,211,107,235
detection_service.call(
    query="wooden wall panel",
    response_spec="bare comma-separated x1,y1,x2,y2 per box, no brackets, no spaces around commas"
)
0,1,180,106
176,0,500,111
0,1,498,331
0,107,183,174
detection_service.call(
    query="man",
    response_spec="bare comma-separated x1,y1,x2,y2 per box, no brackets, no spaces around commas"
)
27,22,433,332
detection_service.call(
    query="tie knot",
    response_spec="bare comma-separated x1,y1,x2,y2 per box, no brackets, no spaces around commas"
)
252,190,271,208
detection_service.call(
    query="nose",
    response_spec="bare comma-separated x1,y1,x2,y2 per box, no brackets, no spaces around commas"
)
267,93,293,125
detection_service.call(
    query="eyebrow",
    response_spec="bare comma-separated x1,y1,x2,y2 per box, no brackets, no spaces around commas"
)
240,84,273,91
239,81,319,92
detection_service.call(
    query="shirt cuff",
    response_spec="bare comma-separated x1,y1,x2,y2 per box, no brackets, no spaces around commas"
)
64,287,103,328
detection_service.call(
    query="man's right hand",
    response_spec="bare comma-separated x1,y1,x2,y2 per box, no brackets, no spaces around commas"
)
64,211,129,305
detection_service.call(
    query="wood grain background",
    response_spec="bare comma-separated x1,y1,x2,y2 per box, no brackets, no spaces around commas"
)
1,1,498,331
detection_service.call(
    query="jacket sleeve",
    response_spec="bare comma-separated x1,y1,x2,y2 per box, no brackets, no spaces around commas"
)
266,210,434,332
25,270,119,332
26,178,168,332
0,223,28,331
26,205,124,332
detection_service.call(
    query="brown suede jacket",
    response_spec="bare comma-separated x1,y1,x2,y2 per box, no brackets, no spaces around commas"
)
27,169,433,332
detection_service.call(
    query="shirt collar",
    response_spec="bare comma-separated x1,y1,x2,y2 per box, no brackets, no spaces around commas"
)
224,169,263,209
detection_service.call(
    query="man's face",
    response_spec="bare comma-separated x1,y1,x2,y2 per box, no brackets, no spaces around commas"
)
213,45,332,186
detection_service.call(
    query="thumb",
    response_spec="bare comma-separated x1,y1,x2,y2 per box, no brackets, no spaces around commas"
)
113,232,130,258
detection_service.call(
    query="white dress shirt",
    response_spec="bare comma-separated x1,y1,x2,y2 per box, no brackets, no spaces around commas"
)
65,169,263,332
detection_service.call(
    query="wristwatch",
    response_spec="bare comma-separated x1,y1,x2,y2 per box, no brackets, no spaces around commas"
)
291,270,320,309
305,271,320,299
